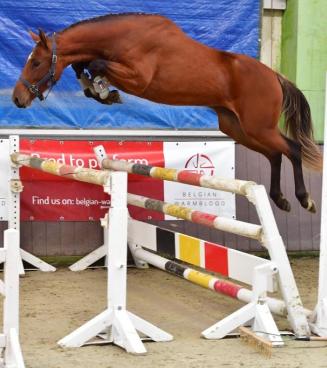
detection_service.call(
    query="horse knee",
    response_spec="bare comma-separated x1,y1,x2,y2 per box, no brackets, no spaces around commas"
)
88,59,108,77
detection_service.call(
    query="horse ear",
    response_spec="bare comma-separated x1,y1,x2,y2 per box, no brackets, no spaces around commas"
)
38,28,49,49
29,30,40,43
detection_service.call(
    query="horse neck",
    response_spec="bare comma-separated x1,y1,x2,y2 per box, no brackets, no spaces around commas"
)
57,25,113,66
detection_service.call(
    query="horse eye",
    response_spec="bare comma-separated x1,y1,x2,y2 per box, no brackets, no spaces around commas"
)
31,60,41,68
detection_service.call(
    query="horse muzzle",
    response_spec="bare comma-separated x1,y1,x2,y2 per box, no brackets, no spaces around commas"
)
13,97,26,108
12,88,32,108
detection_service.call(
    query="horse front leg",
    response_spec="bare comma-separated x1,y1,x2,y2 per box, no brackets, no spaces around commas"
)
72,61,122,104
87,60,122,104
71,62,97,98
71,62,88,78
88,59,155,97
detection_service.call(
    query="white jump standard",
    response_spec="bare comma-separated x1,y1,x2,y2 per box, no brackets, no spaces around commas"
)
57,172,172,353
9,153,173,353
4,136,56,274
0,229,25,368
128,223,284,346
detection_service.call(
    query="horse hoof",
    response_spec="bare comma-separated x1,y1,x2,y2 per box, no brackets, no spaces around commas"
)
275,196,291,212
299,193,316,213
305,197,316,213
110,90,122,103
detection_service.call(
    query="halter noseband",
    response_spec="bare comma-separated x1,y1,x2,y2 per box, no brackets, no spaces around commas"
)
20,33,57,101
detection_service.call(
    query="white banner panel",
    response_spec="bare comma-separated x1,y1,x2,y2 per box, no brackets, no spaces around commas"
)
0,139,9,220
163,141,235,219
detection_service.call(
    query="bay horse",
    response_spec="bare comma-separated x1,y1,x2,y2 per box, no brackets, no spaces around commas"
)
12,13,322,213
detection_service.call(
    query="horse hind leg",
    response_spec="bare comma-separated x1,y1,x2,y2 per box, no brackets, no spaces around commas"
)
283,136,316,213
216,108,291,211
241,118,316,213
260,131,315,212
268,153,292,212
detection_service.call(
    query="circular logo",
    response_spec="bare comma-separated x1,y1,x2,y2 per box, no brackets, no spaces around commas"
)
184,153,215,176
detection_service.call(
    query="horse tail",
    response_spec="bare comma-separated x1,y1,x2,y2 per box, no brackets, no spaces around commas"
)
277,73,322,171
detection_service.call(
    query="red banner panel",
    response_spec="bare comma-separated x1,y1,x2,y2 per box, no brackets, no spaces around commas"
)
20,139,165,221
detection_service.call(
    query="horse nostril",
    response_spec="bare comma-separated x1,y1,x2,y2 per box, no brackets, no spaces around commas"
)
13,97,25,108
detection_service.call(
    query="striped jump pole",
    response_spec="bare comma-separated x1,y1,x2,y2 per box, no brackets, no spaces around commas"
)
127,219,297,318
11,153,262,241
95,146,255,196
128,193,262,241
130,244,305,319
11,153,110,187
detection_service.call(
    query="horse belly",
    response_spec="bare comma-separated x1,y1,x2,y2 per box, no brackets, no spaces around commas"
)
141,60,226,106
142,85,219,106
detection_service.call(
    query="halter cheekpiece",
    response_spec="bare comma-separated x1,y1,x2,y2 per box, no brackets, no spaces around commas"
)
20,33,57,101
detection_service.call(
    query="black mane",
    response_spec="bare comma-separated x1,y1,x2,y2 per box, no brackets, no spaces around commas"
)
62,12,158,32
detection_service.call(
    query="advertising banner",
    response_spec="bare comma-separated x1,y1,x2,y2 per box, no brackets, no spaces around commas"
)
0,139,235,221
19,139,165,221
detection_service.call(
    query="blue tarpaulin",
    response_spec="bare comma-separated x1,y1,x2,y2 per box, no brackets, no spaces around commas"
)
0,0,260,129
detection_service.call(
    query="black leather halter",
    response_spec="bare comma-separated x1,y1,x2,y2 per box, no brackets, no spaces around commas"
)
20,33,57,101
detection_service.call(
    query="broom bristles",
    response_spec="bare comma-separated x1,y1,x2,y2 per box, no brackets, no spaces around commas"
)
239,326,273,358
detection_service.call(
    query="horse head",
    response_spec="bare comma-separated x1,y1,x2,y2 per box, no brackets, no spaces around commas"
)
12,29,64,108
